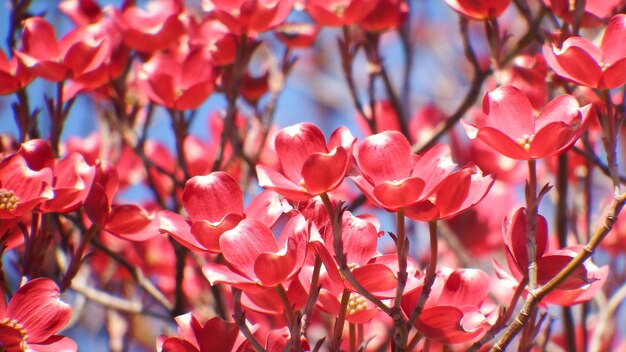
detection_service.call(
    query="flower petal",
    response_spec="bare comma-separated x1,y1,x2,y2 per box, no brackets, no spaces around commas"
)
182,172,243,222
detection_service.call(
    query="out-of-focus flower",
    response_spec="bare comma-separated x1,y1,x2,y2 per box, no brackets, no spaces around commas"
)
0,49,34,95
542,0,624,27
358,0,408,32
204,0,295,34
15,17,110,84
444,0,512,20
0,278,76,351
109,0,184,53
305,0,378,26
463,85,592,160
543,14,626,89
139,50,215,110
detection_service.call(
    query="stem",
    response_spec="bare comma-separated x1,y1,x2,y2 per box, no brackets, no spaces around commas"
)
393,209,409,349
407,221,438,327
233,288,266,352
526,159,539,290
276,284,300,352
349,323,356,352
61,223,99,291
331,289,350,351
302,254,322,331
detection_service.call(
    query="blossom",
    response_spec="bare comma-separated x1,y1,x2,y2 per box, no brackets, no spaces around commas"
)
139,49,215,111
205,0,295,34
0,49,34,95
159,172,245,253
543,14,626,89
0,154,53,219
202,215,309,292
0,278,76,351
15,17,109,83
256,123,356,201
444,0,511,20
352,130,492,218
159,314,244,352
402,269,497,344
463,85,592,160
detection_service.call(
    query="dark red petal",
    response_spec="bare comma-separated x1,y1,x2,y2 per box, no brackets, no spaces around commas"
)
182,172,243,223
198,318,239,352
162,338,200,352
6,278,71,342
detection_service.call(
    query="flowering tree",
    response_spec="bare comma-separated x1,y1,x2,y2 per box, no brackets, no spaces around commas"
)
1,0,626,351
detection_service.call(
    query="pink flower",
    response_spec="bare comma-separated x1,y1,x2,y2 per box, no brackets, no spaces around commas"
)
0,278,76,351
256,123,356,201
543,14,626,89
463,85,592,160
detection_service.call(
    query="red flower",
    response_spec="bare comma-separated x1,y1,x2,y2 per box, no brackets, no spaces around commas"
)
202,215,309,292
109,0,184,53
402,269,497,344
358,0,408,32
543,14,626,89
542,0,623,27
139,50,215,110
206,0,295,34
159,314,243,352
15,17,109,83
305,0,379,27
0,278,76,351
444,0,511,20
463,85,592,160
404,165,494,221
159,172,245,253
495,207,608,306
256,123,356,201
0,154,53,219
350,131,456,211
0,49,34,95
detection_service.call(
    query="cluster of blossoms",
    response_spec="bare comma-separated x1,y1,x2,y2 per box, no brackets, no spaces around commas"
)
2,0,626,351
